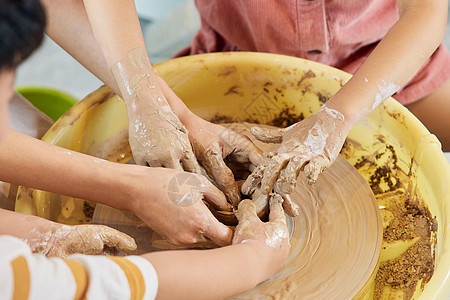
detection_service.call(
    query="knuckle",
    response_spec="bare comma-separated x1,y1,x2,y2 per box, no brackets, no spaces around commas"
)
187,213,209,232
190,216,205,230
197,221,209,233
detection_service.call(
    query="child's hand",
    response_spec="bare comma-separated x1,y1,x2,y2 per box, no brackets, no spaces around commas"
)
242,106,349,216
232,195,290,276
26,224,137,258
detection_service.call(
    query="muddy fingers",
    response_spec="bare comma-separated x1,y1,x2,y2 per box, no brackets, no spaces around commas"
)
201,176,231,211
90,225,137,254
260,153,291,195
199,214,234,247
241,162,265,195
192,140,240,206
265,194,289,249
29,224,138,258
232,196,289,251
235,199,259,222
274,183,299,217
242,105,350,203
181,149,203,174
278,155,308,194
250,126,285,144
304,155,330,184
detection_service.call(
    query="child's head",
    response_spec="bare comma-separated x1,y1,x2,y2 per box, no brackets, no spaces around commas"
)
0,0,45,141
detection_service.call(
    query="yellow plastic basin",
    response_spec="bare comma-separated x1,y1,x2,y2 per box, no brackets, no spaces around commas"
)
15,52,450,299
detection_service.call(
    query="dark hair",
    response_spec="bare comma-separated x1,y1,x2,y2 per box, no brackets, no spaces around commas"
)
0,0,46,71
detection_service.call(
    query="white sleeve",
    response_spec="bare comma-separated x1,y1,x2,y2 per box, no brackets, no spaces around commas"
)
0,236,77,300
69,254,158,300
0,235,158,300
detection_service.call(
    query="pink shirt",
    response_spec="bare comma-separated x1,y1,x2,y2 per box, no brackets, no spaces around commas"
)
181,0,450,105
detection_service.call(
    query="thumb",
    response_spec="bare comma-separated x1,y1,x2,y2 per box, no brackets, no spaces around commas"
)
250,126,285,144
235,199,258,223
202,177,232,211
268,194,287,226
203,217,233,246
192,140,241,206
94,225,137,253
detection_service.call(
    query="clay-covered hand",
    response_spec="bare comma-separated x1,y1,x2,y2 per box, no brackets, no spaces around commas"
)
130,167,234,247
242,105,350,216
26,224,137,258
232,195,290,274
182,115,263,206
111,48,201,172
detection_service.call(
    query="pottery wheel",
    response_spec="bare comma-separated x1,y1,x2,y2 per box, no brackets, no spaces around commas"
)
229,123,382,299
93,123,382,299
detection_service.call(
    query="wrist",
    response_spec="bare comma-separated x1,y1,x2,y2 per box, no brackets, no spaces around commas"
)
106,164,167,216
111,48,158,107
325,73,388,128
110,48,154,85
0,209,56,240
321,99,357,133
92,162,144,211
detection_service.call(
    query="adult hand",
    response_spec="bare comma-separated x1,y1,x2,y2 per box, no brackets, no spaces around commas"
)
232,195,290,275
242,106,350,216
27,224,137,258
129,167,233,247
112,48,201,172
183,114,263,206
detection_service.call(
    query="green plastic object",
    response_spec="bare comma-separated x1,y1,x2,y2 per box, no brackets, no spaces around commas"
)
15,86,78,121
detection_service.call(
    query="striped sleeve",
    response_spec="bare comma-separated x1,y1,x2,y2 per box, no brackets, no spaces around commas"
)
0,236,158,300
68,254,158,300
